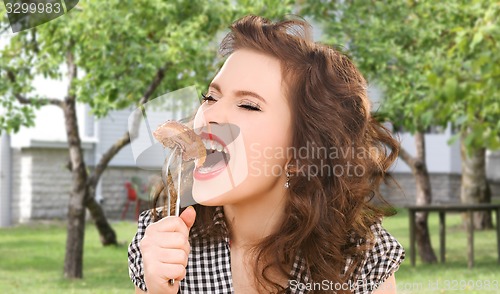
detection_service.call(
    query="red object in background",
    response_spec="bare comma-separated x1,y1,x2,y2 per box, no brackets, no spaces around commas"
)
125,182,137,201
121,181,140,220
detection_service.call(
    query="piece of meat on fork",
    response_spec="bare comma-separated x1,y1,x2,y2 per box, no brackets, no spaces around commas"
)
153,120,206,217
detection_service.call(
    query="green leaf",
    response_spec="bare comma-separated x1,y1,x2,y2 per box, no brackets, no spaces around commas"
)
470,31,484,51
444,78,458,101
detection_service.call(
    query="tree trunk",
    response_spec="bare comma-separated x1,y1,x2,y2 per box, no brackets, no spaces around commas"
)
62,97,88,279
85,192,117,246
399,131,437,263
63,48,88,279
460,131,493,230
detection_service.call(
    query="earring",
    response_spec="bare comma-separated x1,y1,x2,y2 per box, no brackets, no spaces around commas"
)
284,168,290,189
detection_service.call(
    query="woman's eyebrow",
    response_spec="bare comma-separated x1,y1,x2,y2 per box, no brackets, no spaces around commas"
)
208,82,222,93
209,82,267,104
234,90,267,104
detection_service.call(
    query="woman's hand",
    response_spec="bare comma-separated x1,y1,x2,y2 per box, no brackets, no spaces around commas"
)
139,206,196,294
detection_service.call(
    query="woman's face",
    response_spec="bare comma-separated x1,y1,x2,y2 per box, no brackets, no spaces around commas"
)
192,49,292,205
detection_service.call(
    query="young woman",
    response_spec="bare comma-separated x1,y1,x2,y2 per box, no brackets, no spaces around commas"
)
129,15,404,294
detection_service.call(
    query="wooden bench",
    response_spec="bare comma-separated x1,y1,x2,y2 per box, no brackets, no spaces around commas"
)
406,203,500,268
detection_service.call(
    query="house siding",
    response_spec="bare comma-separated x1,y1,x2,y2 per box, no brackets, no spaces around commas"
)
96,109,136,167
12,148,72,222
9,146,160,223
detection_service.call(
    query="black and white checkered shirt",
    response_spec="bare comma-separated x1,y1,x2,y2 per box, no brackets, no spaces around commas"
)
128,207,405,293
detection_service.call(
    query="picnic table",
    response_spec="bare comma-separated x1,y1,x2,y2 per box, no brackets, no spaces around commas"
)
406,203,500,268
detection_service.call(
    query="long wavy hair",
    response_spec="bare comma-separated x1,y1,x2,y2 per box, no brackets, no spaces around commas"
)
151,15,399,294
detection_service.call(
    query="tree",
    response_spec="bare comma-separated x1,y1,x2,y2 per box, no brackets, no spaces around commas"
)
1,0,295,279
427,1,500,229
305,0,500,259
303,0,451,263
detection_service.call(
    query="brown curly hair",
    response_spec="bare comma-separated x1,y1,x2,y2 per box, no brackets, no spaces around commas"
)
152,15,399,294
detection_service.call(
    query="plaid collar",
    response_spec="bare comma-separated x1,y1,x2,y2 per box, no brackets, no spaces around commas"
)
212,206,230,241
181,206,310,293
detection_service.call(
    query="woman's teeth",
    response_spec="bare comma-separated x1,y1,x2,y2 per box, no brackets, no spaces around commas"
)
197,139,231,172
202,139,227,154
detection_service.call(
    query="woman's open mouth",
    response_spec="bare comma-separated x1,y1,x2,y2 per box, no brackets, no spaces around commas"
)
194,133,231,180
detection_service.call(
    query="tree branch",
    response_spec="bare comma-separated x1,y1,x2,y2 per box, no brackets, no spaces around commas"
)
87,63,170,189
398,131,427,172
65,39,77,103
398,144,417,169
414,131,426,163
6,70,64,108
138,62,168,105
15,93,63,107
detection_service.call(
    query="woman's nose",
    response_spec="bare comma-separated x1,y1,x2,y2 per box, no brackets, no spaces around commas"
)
194,99,228,130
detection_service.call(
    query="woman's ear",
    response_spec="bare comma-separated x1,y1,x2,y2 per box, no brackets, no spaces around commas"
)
285,157,300,175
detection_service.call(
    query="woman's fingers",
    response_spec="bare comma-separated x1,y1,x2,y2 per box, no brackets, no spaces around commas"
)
180,206,196,229
148,215,190,235
141,231,190,253
138,207,197,294
155,248,189,267
145,262,187,281
146,206,196,234
143,262,186,294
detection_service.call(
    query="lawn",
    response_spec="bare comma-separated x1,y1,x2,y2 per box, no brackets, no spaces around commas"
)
0,209,499,294
0,220,139,294
383,209,500,294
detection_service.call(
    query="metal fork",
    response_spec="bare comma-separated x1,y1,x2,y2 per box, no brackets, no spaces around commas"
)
161,145,183,217
161,146,183,286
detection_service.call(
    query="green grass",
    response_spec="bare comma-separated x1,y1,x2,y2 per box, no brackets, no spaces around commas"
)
0,211,499,293
383,209,500,293
0,220,138,294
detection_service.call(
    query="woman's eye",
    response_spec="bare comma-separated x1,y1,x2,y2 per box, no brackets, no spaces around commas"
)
201,93,217,104
201,93,261,111
238,101,262,111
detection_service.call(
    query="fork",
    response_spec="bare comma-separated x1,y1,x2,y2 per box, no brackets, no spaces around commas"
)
161,145,183,217
160,146,183,286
